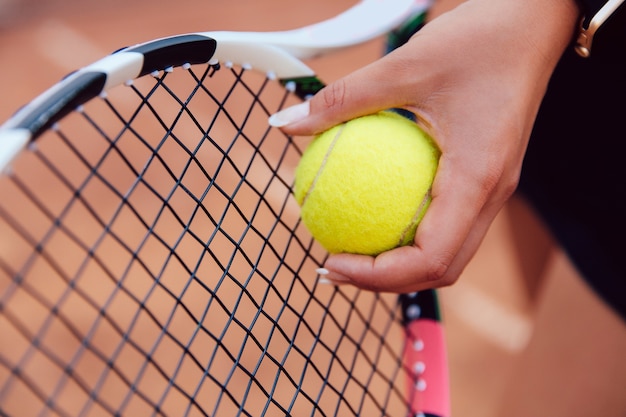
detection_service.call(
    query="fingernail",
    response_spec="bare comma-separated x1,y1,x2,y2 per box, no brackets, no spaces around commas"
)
316,268,351,286
268,101,310,127
318,276,350,286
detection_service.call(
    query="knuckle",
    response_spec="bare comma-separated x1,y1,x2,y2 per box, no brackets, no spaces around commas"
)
424,252,455,284
478,161,504,195
500,176,520,200
471,157,520,204
320,79,347,110
481,160,520,203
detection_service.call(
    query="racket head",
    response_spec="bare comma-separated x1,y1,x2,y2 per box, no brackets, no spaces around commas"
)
0,48,410,417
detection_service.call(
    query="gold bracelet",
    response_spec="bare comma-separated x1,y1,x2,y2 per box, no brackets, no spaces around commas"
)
575,0,626,57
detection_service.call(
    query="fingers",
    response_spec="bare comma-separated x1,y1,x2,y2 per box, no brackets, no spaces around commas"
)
317,198,500,293
317,156,512,293
269,51,420,136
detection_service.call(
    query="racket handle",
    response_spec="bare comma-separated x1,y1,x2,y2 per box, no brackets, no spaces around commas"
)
401,290,450,417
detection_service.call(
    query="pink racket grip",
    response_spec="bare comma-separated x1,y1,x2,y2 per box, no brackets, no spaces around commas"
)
401,291,450,417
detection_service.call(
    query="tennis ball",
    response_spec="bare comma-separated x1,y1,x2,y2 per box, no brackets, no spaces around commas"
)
294,111,440,256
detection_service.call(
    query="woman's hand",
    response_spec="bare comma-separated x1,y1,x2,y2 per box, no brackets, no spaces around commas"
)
270,0,580,293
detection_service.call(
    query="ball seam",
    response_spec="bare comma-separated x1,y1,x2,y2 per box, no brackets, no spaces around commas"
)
397,188,432,247
300,122,347,208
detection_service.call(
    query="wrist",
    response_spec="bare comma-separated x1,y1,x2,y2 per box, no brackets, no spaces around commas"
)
487,0,580,73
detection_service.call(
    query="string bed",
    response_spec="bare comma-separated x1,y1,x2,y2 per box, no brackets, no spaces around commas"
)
0,60,410,417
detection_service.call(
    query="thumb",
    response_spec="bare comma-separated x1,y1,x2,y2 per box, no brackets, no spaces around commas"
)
269,54,411,136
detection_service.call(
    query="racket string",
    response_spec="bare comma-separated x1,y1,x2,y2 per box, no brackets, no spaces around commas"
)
0,62,410,416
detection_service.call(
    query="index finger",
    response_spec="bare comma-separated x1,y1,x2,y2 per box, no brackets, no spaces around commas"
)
270,48,429,136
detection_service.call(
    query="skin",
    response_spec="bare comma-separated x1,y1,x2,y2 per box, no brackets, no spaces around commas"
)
272,0,581,293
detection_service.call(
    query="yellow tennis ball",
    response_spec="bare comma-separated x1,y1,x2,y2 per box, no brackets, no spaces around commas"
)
294,111,440,256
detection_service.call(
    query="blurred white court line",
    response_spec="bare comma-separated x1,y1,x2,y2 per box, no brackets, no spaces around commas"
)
443,281,533,353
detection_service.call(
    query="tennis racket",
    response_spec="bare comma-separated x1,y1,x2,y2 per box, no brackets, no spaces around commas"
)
0,1,449,416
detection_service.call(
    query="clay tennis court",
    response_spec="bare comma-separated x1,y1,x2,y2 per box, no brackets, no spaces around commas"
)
0,1,548,416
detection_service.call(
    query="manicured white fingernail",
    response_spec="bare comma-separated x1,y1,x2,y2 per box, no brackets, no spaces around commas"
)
268,101,310,127
316,269,352,286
